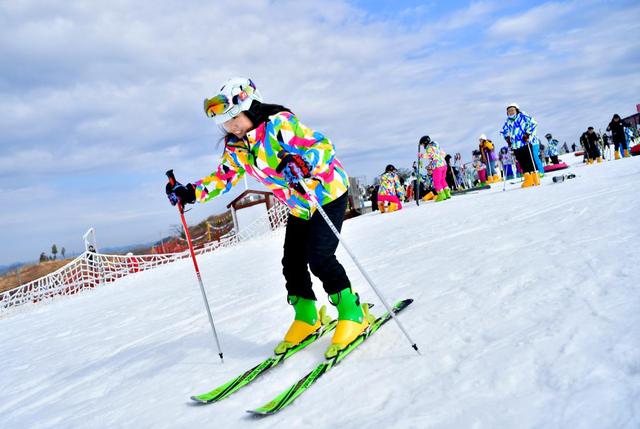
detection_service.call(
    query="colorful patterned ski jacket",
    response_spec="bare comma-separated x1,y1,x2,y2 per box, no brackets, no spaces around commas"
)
420,141,447,169
545,138,560,157
501,112,540,149
377,172,405,200
194,111,349,220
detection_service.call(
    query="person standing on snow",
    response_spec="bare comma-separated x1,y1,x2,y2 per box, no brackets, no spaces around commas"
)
500,103,541,188
478,134,500,183
376,164,405,213
607,114,631,159
544,133,561,165
164,77,372,359
498,146,516,180
419,135,451,201
581,127,602,164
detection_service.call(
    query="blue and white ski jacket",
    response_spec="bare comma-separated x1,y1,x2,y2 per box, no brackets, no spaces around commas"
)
545,138,560,157
501,112,540,150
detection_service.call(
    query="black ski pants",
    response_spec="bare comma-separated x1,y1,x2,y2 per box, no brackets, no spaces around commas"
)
282,192,350,301
513,144,536,174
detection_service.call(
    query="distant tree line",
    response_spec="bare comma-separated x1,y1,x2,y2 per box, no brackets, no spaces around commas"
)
39,244,66,263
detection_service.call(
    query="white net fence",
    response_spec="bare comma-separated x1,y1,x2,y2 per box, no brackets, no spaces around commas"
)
0,201,289,315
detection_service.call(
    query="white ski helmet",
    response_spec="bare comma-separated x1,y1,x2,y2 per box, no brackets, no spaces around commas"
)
506,102,520,111
204,77,263,124
479,133,488,141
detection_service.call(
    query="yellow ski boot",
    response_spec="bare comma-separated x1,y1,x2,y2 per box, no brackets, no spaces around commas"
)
275,296,331,355
325,288,375,359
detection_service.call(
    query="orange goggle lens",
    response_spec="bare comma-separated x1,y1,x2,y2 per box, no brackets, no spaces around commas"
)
204,95,230,118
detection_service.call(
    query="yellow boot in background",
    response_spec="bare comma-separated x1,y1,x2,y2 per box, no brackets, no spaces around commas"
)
624,149,631,158
493,174,501,182
615,151,621,160
532,172,541,186
378,202,386,213
422,191,436,201
521,173,534,188
597,157,603,163
388,202,399,212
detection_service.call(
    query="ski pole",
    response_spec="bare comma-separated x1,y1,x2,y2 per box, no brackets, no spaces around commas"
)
526,140,539,177
166,170,224,363
415,143,421,206
283,169,419,355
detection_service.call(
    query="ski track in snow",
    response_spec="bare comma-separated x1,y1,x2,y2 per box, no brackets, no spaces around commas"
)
1,154,640,428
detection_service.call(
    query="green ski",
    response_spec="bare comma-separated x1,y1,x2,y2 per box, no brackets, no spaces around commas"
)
247,299,413,415
191,319,338,404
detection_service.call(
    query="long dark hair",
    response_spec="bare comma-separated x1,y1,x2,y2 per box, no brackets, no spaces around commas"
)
220,100,292,147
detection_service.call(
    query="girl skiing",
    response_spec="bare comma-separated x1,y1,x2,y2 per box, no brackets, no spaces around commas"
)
419,136,451,201
165,77,372,359
376,164,405,213
500,103,541,188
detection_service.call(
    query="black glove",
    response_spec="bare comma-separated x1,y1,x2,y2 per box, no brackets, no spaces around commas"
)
165,181,196,206
523,133,530,143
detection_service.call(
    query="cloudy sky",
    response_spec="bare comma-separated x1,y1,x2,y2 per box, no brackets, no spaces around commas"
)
1,0,639,265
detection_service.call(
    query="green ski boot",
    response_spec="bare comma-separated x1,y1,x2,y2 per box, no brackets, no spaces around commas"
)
325,288,375,358
435,190,447,202
275,296,330,355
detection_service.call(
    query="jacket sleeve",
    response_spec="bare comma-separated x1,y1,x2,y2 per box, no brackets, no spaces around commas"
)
523,114,537,135
275,113,336,178
395,175,405,199
501,122,510,140
193,148,246,203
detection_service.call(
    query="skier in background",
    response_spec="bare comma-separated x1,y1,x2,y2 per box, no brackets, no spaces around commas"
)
165,77,372,359
544,133,561,165
368,184,379,212
478,134,500,183
471,149,487,185
419,136,451,201
498,146,516,180
581,127,602,164
376,164,405,213
444,154,460,190
607,114,631,159
452,152,465,189
500,103,541,188
602,131,611,160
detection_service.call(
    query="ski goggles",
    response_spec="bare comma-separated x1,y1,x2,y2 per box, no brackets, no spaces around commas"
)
204,94,232,118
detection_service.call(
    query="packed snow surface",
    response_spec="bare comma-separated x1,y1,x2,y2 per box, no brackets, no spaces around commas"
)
1,154,639,428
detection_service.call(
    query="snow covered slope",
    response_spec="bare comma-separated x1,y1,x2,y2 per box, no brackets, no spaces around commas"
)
2,154,639,428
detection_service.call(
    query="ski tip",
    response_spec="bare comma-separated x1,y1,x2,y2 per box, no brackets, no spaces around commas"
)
190,396,208,404
246,409,272,417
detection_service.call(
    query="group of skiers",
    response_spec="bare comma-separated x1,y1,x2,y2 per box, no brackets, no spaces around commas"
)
579,114,635,163
374,105,638,208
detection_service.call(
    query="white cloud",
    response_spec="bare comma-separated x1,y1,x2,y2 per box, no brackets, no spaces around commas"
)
0,0,639,264
487,1,576,39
